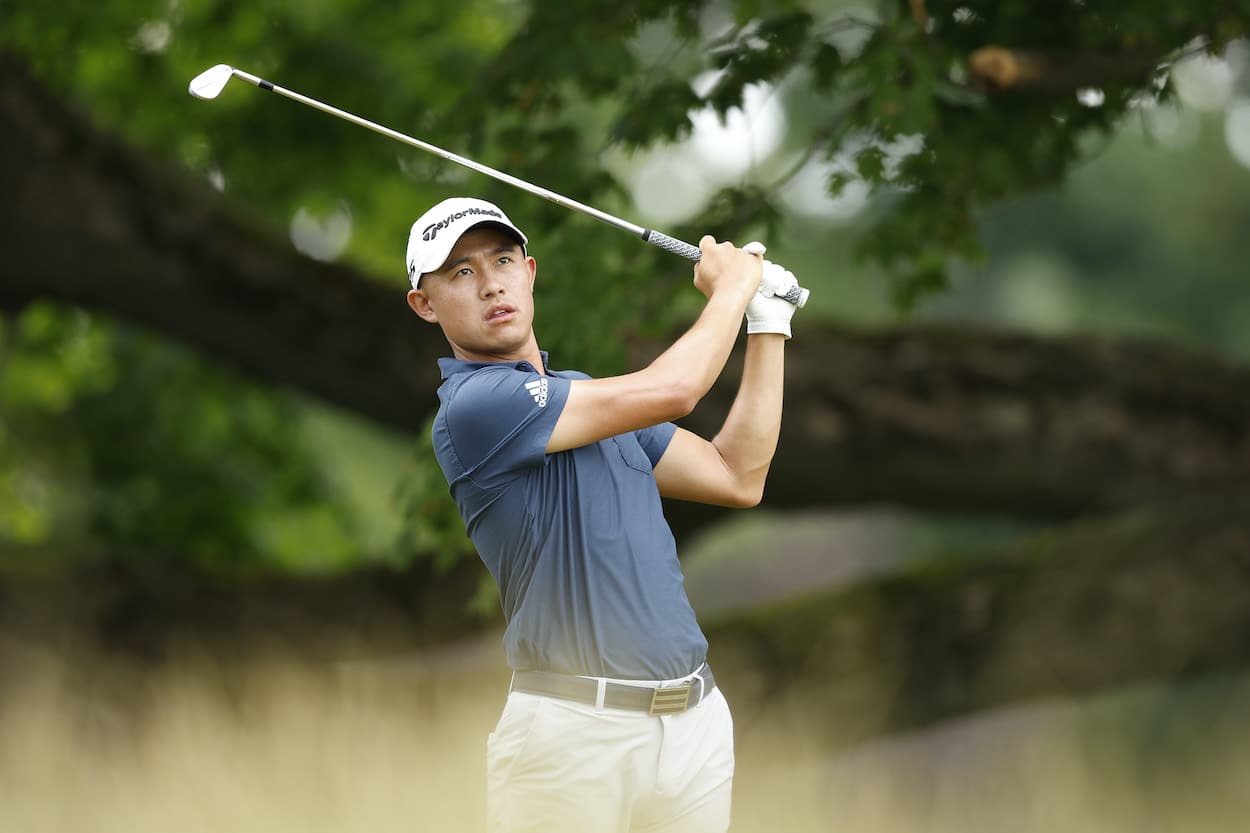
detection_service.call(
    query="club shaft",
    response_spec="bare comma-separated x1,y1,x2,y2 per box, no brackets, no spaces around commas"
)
231,69,646,237
227,68,808,306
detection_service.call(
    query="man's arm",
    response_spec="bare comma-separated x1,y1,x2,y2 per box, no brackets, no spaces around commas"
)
652,333,785,508
545,236,761,453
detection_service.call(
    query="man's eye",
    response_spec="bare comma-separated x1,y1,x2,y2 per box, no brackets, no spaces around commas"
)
456,268,473,277
498,256,513,265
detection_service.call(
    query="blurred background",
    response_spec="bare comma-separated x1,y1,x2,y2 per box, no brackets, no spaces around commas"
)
2,1,1249,831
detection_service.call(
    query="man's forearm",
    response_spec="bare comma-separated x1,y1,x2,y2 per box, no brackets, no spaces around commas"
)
546,243,762,453
710,333,786,501
645,288,754,412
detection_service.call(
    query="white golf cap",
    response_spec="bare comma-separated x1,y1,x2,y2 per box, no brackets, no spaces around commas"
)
405,197,528,289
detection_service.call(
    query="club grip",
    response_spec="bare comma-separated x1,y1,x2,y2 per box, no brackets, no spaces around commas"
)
641,229,810,308
642,229,702,261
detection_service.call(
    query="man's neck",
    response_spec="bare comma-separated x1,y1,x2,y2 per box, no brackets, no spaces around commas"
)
451,339,546,374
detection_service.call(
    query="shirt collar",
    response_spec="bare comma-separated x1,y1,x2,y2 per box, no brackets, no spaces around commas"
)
438,350,551,380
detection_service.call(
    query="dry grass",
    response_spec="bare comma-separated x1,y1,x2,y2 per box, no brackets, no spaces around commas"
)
1,640,500,833
2,638,1248,833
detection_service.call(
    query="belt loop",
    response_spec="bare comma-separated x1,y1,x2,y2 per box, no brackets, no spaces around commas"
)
595,678,607,713
694,663,707,706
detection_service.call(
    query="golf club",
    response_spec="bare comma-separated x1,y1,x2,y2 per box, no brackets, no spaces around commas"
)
188,63,809,307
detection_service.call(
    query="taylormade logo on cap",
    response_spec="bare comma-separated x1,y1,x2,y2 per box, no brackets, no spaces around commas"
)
421,206,505,242
405,197,528,289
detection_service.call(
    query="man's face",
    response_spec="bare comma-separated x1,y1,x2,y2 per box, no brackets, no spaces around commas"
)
406,227,537,361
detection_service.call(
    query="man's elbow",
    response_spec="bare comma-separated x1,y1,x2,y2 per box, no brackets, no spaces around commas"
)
726,482,764,509
662,381,701,421
642,360,710,420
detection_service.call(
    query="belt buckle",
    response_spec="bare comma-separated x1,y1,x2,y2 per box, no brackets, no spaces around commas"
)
648,682,692,715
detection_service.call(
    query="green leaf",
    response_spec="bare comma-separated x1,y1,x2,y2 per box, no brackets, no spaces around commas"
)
856,145,887,182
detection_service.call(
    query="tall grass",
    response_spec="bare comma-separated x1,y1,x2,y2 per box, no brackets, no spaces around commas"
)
3,640,1247,832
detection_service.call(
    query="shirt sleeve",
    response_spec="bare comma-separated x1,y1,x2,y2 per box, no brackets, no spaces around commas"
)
443,367,570,487
634,421,678,468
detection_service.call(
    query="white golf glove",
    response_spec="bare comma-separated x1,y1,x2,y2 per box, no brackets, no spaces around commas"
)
741,241,799,339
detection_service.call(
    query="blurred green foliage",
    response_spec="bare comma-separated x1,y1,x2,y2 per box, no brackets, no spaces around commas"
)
0,304,373,573
924,107,1250,359
2,1,1248,574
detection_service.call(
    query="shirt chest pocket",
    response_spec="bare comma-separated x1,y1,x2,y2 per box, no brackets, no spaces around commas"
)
611,434,653,475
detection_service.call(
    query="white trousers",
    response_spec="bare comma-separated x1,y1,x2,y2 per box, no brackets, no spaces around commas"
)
486,686,734,832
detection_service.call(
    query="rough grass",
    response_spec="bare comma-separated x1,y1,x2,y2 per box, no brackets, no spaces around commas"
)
2,638,1248,833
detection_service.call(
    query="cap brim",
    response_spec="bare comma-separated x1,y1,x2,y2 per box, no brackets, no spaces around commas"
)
414,220,527,283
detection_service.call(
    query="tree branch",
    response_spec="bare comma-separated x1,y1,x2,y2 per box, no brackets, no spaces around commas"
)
671,324,1250,526
968,46,1164,92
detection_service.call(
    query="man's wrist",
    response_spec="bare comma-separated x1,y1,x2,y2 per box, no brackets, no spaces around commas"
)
745,323,791,339
709,282,757,312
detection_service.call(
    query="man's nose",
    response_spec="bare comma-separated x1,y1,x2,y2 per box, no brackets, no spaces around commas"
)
479,268,506,297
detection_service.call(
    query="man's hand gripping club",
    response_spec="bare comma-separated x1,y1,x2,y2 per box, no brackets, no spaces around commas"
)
741,241,801,339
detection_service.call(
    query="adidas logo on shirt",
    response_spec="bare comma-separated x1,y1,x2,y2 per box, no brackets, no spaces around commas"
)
525,378,549,407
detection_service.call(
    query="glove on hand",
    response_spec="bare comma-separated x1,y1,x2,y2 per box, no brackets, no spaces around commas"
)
747,259,799,339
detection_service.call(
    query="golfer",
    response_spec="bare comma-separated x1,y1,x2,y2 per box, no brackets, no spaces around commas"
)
404,197,799,833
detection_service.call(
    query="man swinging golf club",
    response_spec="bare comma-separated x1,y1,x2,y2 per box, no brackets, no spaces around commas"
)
187,61,807,830
404,196,801,833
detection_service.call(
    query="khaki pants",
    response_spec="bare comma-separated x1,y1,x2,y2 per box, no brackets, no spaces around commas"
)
487,687,734,832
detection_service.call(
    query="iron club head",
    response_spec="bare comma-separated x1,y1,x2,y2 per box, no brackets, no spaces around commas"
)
188,64,235,100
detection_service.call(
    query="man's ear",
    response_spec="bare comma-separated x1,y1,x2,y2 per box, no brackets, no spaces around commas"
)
527,255,537,290
407,288,438,323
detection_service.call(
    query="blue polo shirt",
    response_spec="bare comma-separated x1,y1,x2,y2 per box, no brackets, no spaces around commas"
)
432,352,709,680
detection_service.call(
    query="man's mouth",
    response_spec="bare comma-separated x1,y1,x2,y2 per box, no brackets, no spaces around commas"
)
486,305,515,322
